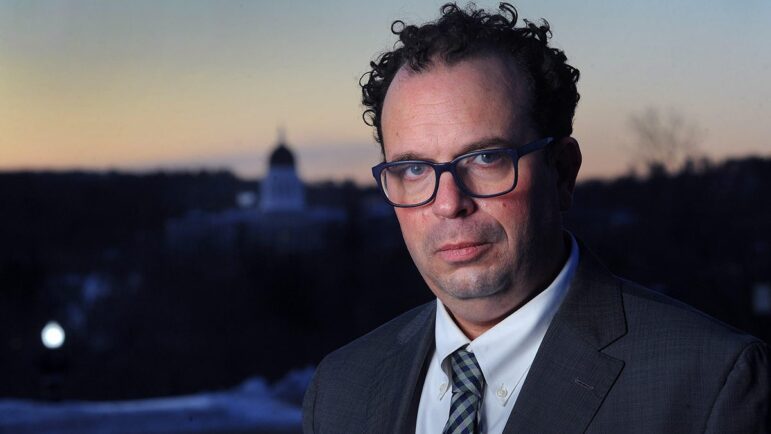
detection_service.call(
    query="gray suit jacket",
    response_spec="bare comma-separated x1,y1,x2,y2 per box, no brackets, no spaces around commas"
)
303,246,770,433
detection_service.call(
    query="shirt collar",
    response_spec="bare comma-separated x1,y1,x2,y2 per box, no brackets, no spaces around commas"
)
433,233,580,403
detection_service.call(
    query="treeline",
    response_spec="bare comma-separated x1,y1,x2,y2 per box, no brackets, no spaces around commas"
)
0,170,249,265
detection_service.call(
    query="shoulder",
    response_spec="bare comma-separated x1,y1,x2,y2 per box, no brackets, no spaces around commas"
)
606,276,767,396
303,302,435,432
573,240,761,353
601,278,770,431
617,277,761,350
568,248,769,430
318,301,435,375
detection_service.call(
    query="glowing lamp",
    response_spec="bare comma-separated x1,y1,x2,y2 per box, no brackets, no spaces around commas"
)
41,321,65,349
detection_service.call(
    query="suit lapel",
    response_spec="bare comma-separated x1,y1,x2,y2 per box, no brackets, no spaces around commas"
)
503,244,627,433
364,302,436,434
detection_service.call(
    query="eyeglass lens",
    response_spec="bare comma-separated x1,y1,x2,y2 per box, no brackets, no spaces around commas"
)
381,150,517,206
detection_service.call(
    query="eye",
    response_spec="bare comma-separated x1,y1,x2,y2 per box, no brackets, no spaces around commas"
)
404,164,429,179
472,152,503,165
387,163,431,181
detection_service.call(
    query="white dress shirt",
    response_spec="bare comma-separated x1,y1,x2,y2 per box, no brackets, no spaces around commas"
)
416,234,579,434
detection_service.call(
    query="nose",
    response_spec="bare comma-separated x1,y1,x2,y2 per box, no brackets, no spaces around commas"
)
431,172,476,219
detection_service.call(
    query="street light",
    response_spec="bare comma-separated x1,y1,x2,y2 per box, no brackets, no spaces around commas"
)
41,321,65,350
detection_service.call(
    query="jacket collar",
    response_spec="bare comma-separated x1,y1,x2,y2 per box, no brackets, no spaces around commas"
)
502,241,627,433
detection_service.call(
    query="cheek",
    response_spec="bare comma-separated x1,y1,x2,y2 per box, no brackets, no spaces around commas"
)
484,192,530,222
480,190,542,248
394,209,429,247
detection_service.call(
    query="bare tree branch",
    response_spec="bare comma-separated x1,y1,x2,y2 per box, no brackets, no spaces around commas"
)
628,107,703,176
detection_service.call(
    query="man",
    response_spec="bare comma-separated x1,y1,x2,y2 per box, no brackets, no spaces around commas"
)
303,3,769,433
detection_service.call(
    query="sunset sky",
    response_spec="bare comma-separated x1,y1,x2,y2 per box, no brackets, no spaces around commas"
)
2,0,770,183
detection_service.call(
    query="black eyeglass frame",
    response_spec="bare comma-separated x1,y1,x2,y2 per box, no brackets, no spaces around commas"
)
371,137,554,208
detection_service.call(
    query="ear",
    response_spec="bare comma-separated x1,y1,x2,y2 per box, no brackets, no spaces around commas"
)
550,137,582,211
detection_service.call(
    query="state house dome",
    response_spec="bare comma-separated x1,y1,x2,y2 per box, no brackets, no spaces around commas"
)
261,134,304,213
269,143,295,167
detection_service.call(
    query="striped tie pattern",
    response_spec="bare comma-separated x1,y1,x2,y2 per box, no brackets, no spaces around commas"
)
443,347,485,434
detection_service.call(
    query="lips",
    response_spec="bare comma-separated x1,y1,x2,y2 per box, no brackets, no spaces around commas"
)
435,241,491,263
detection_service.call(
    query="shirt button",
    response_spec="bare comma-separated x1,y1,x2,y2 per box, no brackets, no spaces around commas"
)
496,387,508,398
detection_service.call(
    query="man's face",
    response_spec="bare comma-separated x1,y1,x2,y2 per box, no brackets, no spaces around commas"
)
381,55,564,308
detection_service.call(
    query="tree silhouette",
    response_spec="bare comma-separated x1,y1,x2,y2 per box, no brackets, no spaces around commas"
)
628,107,703,176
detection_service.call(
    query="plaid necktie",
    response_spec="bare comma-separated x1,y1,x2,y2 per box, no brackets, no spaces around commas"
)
443,346,486,434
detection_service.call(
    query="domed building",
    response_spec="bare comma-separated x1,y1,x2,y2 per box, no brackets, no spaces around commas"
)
260,140,305,213
165,132,347,256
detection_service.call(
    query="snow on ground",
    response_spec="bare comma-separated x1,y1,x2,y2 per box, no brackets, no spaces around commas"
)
0,367,313,434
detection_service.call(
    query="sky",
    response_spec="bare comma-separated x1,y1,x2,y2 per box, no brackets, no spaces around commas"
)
2,0,770,184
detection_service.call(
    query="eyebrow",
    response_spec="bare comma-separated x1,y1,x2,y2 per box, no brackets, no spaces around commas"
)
388,137,513,163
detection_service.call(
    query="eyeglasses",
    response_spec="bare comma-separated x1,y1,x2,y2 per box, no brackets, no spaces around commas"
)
371,137,553,207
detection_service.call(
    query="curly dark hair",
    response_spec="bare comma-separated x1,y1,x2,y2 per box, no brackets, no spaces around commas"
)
361,2,580,154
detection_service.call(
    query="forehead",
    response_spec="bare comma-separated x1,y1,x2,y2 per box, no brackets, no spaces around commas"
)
381,54,534,161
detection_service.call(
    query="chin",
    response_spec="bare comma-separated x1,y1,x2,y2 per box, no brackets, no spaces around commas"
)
437,269,510,301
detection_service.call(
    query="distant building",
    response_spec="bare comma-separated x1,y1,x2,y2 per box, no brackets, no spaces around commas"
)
260,140,305,213
165,135,346,257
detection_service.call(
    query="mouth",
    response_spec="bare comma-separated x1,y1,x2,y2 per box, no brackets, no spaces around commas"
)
435,241,492,264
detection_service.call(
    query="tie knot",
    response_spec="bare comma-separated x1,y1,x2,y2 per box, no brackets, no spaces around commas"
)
449,347,484,398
